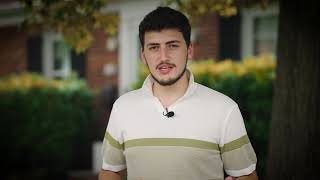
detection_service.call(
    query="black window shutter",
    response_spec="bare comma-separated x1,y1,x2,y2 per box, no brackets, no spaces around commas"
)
71,51,85,78
27,35,42,73
219,14,241,60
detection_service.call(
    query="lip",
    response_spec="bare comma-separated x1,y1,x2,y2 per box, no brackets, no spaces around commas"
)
157,63,175,75
157,63,175,69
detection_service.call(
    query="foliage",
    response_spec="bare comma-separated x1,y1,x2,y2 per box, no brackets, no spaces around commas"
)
133,54,276,178
0,72,88,92
0,73,95,179
166,0,272,24
19,0,118,53
166,0,238,18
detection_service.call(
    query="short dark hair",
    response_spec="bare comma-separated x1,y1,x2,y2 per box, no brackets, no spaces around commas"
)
139,6,191,49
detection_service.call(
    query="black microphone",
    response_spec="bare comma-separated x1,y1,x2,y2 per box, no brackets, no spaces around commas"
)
163,108,174,118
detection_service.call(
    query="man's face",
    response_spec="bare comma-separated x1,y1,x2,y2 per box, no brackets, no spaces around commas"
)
141,29,193,86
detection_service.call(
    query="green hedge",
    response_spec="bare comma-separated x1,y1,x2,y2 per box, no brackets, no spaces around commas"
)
133,55,275,179
0,73,94,179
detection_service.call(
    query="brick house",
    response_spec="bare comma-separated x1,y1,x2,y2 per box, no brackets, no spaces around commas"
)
0,0,278,175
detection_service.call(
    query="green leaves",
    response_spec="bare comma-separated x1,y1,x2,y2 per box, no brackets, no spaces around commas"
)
0,73,94,178
19,0,118,53
166,0,274,24
165,0,238,25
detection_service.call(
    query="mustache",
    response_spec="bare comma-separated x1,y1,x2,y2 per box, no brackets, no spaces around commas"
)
156,62,176,69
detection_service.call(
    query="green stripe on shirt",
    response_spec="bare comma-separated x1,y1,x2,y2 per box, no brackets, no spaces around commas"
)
124,138,220,151
105,132,124,150
220,135,250,154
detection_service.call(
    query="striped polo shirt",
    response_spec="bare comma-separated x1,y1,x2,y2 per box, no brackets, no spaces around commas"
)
101,71,257,180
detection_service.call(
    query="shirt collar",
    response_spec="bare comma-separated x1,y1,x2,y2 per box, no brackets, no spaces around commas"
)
142,69,197,99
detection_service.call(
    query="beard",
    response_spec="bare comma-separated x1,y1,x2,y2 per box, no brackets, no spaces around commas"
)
146,59,188,86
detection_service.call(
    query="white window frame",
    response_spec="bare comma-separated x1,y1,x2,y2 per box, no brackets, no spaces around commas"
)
103,0,162,95
241,5,279,58
42,32,71,79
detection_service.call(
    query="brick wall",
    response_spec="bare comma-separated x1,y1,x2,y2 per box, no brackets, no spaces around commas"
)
86,30,119,141
193,12,219,60
86,30,118,89
0,26,27,76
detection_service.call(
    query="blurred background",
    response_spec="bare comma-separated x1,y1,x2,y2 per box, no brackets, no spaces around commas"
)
0,0,281,179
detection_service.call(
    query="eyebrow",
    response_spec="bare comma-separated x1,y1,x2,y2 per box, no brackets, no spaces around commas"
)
165,40,181,45
146,40,181,48
146,43,159,47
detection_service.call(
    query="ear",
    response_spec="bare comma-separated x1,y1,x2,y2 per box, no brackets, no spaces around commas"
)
187,43,194,60
140,48,147,65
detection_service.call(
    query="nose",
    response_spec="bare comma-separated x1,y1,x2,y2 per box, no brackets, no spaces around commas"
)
159,46,169,61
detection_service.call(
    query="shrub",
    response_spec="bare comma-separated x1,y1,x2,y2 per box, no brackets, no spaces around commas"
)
132,54,276,179
0,73,94,179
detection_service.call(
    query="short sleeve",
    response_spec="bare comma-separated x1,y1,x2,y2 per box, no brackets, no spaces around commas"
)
101,103,126,172
220,105,257,177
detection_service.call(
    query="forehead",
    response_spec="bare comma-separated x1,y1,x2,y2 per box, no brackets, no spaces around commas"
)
144,29,184,44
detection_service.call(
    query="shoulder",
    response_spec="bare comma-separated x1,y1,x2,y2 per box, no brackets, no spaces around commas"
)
194,83,238,108
112,88,147,109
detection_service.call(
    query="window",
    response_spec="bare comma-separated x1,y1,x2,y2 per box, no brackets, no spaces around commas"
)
43,33,71,79
241,5,279,58
52,40,71,78
253,14,278,55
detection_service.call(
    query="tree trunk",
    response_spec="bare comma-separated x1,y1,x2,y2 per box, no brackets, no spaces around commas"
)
266,0,320,179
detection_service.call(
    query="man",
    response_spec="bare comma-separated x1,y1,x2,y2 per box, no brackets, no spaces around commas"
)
99,6,258,180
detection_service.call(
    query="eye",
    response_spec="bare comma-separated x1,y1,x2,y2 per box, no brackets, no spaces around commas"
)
168,44,179,49
148,46,159,51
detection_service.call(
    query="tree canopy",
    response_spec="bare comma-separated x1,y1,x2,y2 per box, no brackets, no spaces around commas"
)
19,0,118,53
165,0,270,23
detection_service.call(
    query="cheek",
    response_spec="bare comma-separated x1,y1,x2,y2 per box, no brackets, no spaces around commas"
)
145,54,159,65
149,52,160,59
143,58,156,68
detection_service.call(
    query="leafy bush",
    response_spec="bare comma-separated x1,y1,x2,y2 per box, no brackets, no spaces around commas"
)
0,73,94,179
133,54,276,179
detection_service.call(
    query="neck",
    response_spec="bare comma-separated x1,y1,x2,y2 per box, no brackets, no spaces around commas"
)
152,71,190,108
